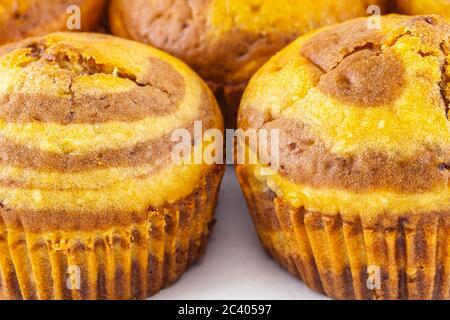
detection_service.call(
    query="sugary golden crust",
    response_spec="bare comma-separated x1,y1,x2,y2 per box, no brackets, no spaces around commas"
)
239,15,450,193
237,164,450,300
108,0,294,85
0,33,220,179
237,15,450,299
0,121,207,173
0,0,107,45
252,118,449,193
396,0,450,19
0,168,224,299
108,0,388,126
0,32,222,200
0,32,225,299
0,38,187,124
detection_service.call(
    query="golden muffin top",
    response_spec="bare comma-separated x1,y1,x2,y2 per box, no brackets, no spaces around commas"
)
397,0,450,19
0,0,106,45
109,0,387,88
239,15,450,197
0,32,222,217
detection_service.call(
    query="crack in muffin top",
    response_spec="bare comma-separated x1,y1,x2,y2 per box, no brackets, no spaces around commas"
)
0,32,222,213
108,0,388,88
0,38,187,124
239,15,450,193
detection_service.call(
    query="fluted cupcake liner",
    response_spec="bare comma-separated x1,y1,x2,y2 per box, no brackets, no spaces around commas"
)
0,168,223,300
237,167,450,300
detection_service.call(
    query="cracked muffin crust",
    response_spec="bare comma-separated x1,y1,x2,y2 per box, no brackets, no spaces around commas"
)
0,32,224,300
108,0,388,127
236,15,450,299
396,0,450,20
0,0,107,45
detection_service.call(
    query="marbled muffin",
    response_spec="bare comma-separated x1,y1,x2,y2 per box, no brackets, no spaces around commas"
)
396,0,450,19
0,0,107,45
237,15,450,300
0,32,224,300
108,0,388,127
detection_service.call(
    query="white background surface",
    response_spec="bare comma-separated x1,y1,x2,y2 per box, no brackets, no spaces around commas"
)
154,166,327,300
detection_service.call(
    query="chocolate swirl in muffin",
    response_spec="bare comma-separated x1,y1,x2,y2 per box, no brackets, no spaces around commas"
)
108,0,388,126
239,15,450,195
0,32,224,300
237,15,450,300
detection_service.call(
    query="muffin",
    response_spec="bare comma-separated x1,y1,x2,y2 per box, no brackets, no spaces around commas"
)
0,32,224,300
236,15,450,300
0,0,107,45
108,0,388,127
396,0,450,20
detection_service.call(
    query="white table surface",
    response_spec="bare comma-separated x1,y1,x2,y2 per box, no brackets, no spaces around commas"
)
154,166,327,300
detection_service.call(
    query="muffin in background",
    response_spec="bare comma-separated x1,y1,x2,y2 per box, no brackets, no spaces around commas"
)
396,0,450,19
0,0,107,45
237,14,450,300
0,32,224,300
108,0,388,127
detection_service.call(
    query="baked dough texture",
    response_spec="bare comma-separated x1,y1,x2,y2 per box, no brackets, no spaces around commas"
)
0,0,107,45
237,15,450,299
108,0,388,126
397,0,450,20
0,32,224,300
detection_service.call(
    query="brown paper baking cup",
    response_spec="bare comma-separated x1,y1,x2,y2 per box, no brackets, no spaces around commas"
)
0,167,223,300
237,166,450,300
